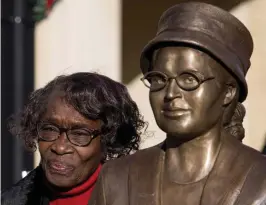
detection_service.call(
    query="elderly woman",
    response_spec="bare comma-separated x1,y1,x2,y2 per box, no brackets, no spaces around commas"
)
1,72,146,205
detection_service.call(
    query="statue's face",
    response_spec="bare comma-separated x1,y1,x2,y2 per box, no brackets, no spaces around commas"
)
148,46,228,140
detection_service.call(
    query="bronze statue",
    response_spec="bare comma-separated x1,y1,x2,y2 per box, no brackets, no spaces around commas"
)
224,102,246,142
89,2,266,205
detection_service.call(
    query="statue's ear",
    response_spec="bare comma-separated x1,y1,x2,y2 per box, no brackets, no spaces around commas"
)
224,83,237,106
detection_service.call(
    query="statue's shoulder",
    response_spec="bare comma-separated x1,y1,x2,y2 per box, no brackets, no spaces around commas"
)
102,145,162,174
238,139,266,164
92,146,163,204
223,132,265,164
235,148,266,204
225,136,266,204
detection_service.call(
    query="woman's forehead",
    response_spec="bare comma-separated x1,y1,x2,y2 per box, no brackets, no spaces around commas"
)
43,93,101,128
152,47,223,75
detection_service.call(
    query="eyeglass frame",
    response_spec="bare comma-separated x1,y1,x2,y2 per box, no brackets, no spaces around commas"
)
140,70,215,92
37,122,101,147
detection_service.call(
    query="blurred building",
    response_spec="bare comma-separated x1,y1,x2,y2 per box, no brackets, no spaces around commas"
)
2,0,266,189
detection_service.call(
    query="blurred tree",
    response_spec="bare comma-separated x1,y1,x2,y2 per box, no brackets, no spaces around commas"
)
29,0,59,22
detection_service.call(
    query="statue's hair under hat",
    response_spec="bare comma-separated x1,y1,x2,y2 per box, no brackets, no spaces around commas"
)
140,2,253,102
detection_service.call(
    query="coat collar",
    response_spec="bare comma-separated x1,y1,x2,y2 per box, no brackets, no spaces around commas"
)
1,166,47,205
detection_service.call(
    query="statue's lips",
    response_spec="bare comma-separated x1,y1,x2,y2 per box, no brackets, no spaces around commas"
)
47,160,74,175
162,101,190,110
161,107,190,118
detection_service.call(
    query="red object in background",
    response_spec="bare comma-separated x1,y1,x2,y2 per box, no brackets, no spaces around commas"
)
47,0,54,10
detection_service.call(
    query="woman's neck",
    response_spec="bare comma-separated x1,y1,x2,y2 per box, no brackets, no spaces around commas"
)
165,125,222,184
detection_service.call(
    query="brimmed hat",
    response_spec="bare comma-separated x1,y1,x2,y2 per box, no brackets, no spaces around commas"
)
140,2,253,102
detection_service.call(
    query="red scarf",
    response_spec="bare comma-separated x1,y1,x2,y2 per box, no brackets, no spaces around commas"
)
49,164,101,205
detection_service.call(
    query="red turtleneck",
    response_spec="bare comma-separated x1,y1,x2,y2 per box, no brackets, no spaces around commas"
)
49,164,101,205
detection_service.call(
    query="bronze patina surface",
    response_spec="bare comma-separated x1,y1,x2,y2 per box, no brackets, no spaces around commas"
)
89,2,266,205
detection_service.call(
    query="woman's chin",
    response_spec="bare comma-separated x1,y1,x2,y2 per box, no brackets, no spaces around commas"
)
45,170,77,189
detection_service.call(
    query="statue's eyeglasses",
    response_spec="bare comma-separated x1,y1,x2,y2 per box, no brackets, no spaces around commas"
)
37,122,101,147
141,70,215,92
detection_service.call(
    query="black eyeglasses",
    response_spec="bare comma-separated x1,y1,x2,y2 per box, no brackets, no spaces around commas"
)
141,70,215,92
37,122,101,147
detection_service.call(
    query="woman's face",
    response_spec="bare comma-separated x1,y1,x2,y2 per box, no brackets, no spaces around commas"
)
38,93,102,189
149,46,229,140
